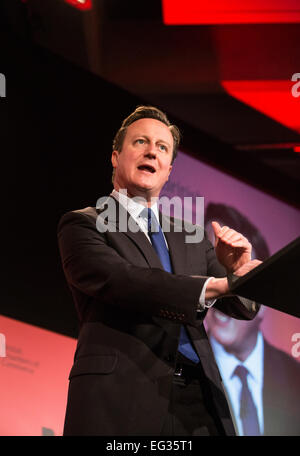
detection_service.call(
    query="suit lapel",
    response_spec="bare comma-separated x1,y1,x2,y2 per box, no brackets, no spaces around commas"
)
125,229,164,270
110,199,188,273
98,196,164,270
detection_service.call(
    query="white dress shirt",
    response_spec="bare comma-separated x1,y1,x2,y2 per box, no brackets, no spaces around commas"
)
209,331,265,436
111,189,215,311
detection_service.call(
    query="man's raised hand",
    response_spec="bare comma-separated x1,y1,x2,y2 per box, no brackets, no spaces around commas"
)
212,221,252,273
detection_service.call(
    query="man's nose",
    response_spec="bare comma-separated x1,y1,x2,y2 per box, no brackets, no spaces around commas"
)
144,141,157,158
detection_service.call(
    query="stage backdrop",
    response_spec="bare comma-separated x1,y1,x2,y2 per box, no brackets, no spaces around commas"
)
0,315,76,436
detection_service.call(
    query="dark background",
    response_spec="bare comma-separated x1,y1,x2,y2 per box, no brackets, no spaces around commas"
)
0,22,142,337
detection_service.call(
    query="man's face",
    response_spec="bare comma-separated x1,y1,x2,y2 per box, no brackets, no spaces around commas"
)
111,118,173,200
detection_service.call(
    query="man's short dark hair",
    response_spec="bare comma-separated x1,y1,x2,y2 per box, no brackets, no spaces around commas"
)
112,105,181,164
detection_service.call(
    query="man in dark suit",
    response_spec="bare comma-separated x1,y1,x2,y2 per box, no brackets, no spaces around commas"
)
57,106,261,436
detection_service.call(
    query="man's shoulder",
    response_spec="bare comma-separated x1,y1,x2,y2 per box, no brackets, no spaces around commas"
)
73,206,98,219
58,206,98,231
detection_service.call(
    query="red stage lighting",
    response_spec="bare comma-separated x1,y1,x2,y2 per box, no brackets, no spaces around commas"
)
162,0,300,25
64,0,92,11
222,80,300,134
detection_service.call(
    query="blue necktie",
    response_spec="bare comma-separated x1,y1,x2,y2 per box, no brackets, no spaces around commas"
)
234,365,261,436
144,208,199,363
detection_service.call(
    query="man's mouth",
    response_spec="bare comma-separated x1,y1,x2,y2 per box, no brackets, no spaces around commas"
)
137,164,156,174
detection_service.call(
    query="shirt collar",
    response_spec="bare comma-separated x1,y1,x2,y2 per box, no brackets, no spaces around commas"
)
111,189,160,223
209,331,264,385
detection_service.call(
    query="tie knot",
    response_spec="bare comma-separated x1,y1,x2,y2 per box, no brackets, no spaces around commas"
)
234,365,249,382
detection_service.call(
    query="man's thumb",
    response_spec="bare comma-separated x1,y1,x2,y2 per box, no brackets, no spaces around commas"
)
211,221,221,237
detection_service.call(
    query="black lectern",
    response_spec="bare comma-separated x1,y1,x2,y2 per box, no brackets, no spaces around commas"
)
230,236,300,319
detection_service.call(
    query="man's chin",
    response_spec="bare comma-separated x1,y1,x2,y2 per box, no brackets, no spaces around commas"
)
131,183,159,198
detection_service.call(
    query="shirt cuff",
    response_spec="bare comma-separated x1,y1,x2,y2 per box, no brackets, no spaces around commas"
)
197,277,217,312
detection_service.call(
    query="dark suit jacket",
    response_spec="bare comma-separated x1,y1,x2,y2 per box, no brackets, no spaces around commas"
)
57,198,259,436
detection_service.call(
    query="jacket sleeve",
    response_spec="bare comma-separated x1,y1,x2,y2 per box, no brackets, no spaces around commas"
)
57,210,208,326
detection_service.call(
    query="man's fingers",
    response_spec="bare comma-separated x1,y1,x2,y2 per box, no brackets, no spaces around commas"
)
251,259,262,267
217,225,230,237
214,227,250,247
228,234,250,247
230,242,249,249
215,228,242,243
222,232,242,243
234,259,262,276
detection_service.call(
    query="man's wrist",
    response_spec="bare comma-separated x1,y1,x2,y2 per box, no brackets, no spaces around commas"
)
227,272,239,290
204,277,229,300
197,277,216,312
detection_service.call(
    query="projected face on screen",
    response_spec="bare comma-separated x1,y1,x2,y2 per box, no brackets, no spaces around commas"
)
205,307,266,362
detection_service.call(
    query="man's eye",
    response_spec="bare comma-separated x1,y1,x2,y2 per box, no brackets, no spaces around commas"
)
159,144,167,151
136,139,145,144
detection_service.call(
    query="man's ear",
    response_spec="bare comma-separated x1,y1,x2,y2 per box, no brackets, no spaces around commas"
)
111,150,119,168
167,165,172,180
